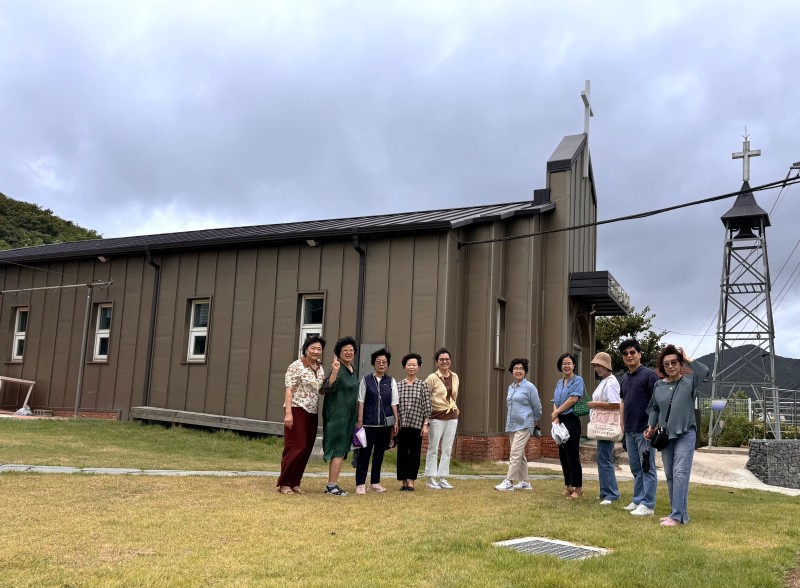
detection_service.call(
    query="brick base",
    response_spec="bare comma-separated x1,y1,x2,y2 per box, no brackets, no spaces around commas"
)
421,433,558,462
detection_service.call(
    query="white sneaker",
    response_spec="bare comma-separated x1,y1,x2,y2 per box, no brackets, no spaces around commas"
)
426,478,441,490
513,481,532,490
438,479,454,490
495,479,514,491
600,499,614,505
630,504,655,516
624,502,639,511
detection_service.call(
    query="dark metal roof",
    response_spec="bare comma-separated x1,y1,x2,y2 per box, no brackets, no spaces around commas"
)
720,181,771,228
568,270,632,316
0,200,553,264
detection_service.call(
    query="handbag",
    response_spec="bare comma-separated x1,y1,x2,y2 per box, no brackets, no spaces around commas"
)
650,379,679,451
650,426,669,450
572,398,590,418
587,377,623,442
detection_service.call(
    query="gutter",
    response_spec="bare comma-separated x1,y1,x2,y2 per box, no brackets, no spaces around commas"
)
352,231,367,372
142,247,161,406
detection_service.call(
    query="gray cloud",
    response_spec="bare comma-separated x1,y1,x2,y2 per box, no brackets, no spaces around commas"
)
1,0,799,358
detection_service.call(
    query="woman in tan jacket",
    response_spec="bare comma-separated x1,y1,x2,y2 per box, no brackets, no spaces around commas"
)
424,347,459,490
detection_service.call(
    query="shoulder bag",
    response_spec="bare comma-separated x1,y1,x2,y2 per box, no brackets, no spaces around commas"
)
376,376,395,427
650,379,679,451
587,378,623,442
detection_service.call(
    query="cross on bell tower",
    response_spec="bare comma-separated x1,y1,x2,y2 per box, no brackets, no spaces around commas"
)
709,135,780,444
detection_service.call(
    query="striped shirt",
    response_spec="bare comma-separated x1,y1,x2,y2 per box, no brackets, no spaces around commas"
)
397,378,432,430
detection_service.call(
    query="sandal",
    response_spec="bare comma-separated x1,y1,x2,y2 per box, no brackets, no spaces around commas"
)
562,486,574,497
567,489,583,499
324,484,348,496
291,486,307,495
660,518,680,527
278,486,294,495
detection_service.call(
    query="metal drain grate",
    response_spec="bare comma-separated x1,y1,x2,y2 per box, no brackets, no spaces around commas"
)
493,537,609,560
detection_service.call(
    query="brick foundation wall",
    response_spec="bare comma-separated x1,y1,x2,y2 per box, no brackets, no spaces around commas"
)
421,433,553,462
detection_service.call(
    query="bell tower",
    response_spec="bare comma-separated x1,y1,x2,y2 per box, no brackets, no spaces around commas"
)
709,136,779,443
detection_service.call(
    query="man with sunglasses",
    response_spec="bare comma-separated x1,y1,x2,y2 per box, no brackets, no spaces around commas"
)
619,339,659,516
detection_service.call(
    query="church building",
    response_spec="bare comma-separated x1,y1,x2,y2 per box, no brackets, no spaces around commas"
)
0,126,630,460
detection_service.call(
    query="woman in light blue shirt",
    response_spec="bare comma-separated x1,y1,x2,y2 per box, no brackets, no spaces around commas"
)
495,358,542,491
551,353,585,499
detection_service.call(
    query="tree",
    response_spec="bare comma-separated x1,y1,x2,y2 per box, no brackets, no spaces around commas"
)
0,193,101,250
595,306,667,373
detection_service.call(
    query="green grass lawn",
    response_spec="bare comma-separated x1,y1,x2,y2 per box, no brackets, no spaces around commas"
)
1,418,798,587
0,418,508,475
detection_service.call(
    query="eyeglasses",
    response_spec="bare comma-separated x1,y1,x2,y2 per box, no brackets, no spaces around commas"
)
663,360,681,367
438,358,451,362
561,362,574,367
622,350,638,356
375,359,388,364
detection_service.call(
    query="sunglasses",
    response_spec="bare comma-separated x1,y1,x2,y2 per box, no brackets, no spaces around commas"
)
622,350,638,356
663,360,681,367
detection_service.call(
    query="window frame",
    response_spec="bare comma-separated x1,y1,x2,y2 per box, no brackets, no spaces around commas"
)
11,307,29,362
298,294,324,358
187,299,211,363
494,298,506,368
92,303,113,362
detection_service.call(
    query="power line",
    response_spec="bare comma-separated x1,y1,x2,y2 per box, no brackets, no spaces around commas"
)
457,175,800,248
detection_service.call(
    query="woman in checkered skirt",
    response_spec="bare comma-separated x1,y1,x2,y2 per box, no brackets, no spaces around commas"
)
395,353,432,491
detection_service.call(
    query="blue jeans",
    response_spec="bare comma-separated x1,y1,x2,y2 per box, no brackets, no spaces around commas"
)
625,431,657,509
660,427,696,523
595,440,619,501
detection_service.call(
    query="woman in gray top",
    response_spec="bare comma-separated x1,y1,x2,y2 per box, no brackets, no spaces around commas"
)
644,345,709,526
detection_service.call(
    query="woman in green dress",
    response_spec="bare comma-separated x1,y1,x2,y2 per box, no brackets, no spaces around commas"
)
321,336,360,496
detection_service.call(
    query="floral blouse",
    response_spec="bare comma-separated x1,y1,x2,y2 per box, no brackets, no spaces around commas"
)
285,359,324,414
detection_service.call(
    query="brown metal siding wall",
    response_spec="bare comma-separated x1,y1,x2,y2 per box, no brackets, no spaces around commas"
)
410,234,443,359
360,234,442,373
254,248,281,421
0,258,148,415
458,222,501,434
226,248,256,418
117,258,151,415
503,216,545,432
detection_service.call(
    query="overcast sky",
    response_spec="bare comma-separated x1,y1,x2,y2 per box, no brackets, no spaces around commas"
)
2,1,799,362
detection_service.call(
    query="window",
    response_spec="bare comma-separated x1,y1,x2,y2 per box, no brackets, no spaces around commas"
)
11,307,28,362
188,300,211,362
93,304,112,361
495,299,506,367
298,295,324,358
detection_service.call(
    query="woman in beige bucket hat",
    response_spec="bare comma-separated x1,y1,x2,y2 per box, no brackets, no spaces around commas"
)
587,352,621,505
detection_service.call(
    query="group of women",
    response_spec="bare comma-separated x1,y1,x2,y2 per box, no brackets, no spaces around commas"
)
279,335,708,527
278,336,458,497
550,344,708,527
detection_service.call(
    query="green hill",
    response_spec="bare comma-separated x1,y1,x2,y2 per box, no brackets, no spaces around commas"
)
0,192,101,250
695,345,800,396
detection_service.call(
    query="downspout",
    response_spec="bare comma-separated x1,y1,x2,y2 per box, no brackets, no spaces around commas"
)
143,247,161,406
352,231,366,373
73,284,93,416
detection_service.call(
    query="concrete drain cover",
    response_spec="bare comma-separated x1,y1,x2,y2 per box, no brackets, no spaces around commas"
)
493,537,609,560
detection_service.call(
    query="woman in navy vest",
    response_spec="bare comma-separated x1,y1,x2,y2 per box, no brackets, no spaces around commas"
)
355,348,399,494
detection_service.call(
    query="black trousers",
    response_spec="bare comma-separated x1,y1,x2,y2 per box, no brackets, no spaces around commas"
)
356,426,391,485
395,427,423,481
558,412,583,488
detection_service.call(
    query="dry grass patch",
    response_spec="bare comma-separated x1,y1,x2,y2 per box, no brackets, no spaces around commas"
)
0,474,798,587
